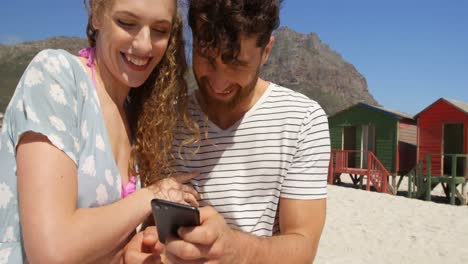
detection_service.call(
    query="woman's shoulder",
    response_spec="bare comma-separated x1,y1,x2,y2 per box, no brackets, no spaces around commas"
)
8,48,91,112
34,48,76,59
31,49,84,71
23,49,90,90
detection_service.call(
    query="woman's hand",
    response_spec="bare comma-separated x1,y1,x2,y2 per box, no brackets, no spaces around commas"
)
146,172,201,207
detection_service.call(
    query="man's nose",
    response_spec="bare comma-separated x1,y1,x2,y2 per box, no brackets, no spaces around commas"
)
205,59,233,91
207,72,230,92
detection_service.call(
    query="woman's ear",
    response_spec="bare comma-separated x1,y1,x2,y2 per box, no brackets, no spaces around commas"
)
91,15,101,30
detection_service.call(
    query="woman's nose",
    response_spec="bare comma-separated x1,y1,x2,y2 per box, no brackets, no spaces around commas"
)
132,26,152,55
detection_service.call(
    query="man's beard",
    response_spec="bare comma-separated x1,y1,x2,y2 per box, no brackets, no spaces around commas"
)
196,72,259,113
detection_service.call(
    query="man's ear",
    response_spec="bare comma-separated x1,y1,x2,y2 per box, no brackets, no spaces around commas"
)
260,36,275,66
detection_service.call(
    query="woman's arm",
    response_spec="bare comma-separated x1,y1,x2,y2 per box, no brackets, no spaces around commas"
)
17,132,151,263
17,132,197,264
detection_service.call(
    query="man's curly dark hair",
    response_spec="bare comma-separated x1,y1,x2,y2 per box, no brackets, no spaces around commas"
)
188,0,283,64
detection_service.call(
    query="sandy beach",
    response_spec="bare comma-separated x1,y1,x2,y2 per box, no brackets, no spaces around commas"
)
315,184,468,264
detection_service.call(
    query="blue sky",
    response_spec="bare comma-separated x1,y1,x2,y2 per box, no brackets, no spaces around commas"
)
1,0,467,115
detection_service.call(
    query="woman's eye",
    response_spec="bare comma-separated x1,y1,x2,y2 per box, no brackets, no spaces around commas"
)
152,28,168,34
117,19,134,27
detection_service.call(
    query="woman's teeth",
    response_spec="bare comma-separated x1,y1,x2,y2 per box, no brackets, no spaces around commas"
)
125,54,149,66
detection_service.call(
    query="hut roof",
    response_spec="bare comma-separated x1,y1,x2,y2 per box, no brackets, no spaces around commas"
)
330,102,414,120
414,98,468,118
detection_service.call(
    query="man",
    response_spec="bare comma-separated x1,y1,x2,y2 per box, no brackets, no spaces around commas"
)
125,0,330,263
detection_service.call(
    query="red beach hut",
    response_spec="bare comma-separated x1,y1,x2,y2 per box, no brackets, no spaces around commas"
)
413,98,468,204
415,98,468,177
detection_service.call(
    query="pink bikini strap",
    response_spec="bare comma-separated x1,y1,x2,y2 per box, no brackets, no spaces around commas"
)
121,176,137,198
78,47,98,88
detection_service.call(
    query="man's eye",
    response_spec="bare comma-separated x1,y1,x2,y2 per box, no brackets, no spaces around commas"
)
230,61,246,69
230,62,241,68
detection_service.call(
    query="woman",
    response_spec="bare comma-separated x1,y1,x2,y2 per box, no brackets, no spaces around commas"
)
0,0,199,262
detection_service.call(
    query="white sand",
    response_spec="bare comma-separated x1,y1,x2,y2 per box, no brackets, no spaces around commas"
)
315,185,468,264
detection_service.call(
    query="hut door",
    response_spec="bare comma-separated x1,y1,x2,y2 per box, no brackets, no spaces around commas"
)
343,126,357,167
362,125,376,168
443,123,465,176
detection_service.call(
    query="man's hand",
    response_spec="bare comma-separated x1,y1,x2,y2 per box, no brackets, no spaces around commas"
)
123,226,165,264
161,198,326,264
164,206,233,264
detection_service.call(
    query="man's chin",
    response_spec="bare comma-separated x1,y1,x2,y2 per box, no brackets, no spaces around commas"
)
208,94,243,111
207,98,236,110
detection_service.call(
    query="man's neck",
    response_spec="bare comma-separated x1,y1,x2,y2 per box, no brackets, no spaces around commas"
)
197,79,269,130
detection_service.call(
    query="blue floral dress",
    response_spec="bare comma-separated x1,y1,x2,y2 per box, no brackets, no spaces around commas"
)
0,49,126,263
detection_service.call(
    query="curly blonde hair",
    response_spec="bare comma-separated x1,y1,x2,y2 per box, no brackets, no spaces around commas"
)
84,0,201,185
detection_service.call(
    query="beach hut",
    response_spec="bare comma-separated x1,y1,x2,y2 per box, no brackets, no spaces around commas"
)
412,98,468,204
328,103,417,193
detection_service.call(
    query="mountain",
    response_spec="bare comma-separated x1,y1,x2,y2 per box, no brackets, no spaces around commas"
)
0,28,378,115
260,27,378,114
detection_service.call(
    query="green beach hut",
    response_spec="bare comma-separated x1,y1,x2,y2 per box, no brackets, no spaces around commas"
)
328,103,417,193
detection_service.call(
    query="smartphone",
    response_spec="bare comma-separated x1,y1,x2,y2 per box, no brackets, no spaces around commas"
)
151,198,200,243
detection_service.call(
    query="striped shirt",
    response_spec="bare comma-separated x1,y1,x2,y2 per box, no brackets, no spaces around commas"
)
174,83,330,236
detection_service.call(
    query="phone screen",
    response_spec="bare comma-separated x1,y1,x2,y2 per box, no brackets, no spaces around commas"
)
151,199,200,243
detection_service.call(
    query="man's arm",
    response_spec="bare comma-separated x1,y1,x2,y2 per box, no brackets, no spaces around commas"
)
245,198,327,263
164,197,326,264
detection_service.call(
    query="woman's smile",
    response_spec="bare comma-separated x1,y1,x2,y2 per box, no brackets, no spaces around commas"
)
122,52,152,71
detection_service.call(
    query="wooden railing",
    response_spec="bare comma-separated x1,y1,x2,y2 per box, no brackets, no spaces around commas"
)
328,150,390,193
408,153,467,205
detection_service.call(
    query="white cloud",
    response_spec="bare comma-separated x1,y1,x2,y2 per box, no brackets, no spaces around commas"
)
80,82,88,99
44,56,62,75
96,184,109,205
57,54,71,69
96,134,105,151
105,169,114,186
0,182,14,209
81,155,96,177
25,106,40,124
0,247,12,263
81,120,89,139
49,84,67,105
24,67,44,88
49,116,67,132
3,226,15,242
